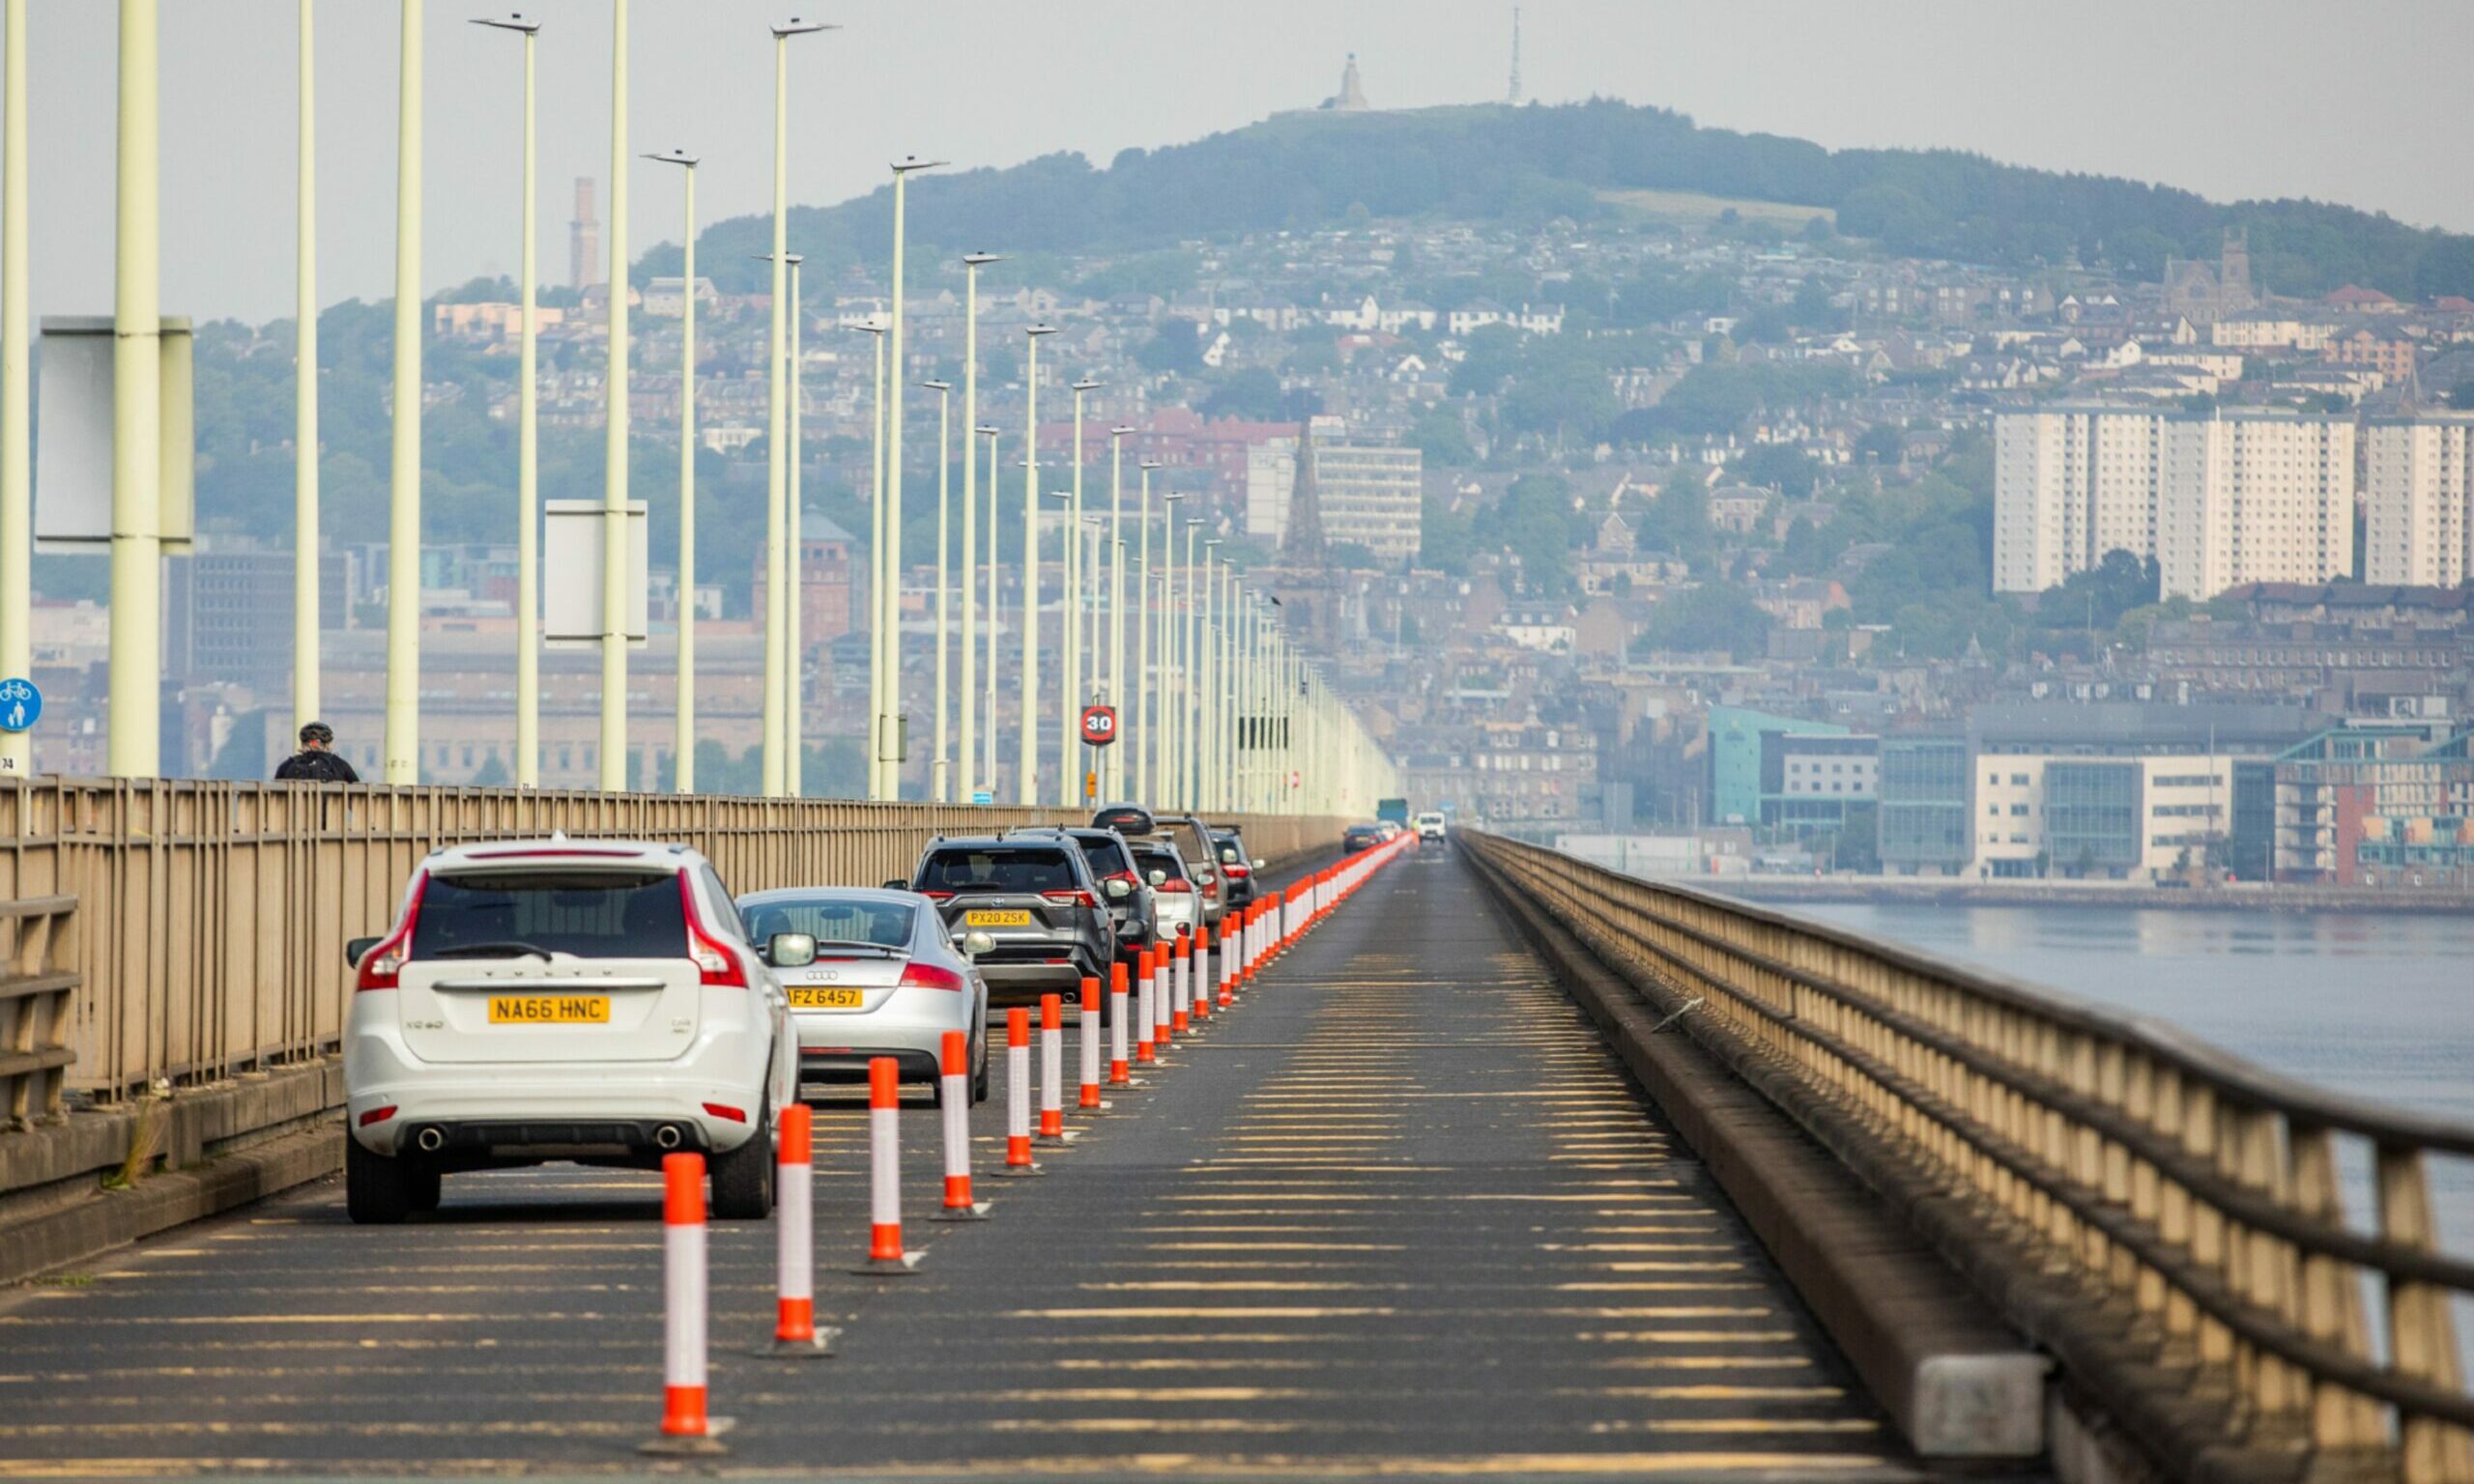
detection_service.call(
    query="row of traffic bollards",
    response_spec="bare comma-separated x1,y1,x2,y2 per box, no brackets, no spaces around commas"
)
643,835,1418,1453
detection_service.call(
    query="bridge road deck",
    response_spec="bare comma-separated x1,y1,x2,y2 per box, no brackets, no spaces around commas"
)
0,847,1943,1481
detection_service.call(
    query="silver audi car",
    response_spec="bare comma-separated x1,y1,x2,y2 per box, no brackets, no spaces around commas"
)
735,887,991,1103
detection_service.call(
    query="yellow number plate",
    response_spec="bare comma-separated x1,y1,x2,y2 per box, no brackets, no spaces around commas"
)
487,995,610,1025
965,909,1031,927
788,987,864,1009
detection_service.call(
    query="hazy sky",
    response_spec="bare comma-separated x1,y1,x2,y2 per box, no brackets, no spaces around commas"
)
14,1,2473,326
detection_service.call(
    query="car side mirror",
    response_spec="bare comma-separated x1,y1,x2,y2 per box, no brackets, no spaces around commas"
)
1147,869,1167,887
1252,858,1267,870
962,930,994,959
881,878,907,891
345,935,380,971
766,932,818,968
1105,877,1133,899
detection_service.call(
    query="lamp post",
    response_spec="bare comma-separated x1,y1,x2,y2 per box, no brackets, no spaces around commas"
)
1200,537,1222,811
976,423,1001,797
475,13,541,785
1183,519,1203,807
1105,425,1133,799
596,0,630,792
1018,324,1055,806
921,378,952,802
762,16,832,797
381,0,417,783
762,254,810,792
292,0,328,749
0,0,25,780
880,157,945,800
854,313,885,797
957,252,999,802
1046,487,1074,807
1134,459,1161,804
1060,377,1100,807
1156,491,1187,805
647,148,697,791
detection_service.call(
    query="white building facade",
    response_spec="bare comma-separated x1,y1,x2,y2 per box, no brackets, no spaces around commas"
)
1995,408,2355,601
2363,414,2474,587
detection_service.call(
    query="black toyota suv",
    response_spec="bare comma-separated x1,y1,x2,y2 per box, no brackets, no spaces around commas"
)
903,836,1117,1005
1007,824,1156,964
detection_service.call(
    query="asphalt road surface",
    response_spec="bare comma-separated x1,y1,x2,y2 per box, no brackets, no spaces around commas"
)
0,845,1935,1482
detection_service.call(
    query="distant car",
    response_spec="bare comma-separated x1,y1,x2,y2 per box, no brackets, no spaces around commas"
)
1376,820,1404,842
905,836,1116,1006
1342,822,1384,853
1130,840,1200,944
1015,824,1155,963
1150,813,1227,930
342,839,793,1225
736,887,990,1104
1208,827,1261,909
1415,812,1448,842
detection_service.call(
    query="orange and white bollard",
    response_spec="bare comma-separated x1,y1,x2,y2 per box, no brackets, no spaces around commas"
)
932,1031,988,1222
1191,923,1212,1020
1134,949,1158,1065
1002,1008,1039,1175
1110,961,1135,1081
1153,937,1174,1046
764,1103,835,1355
1217,918,1235,1008
853,1057,918,1275
1038,993,1067,1140
1170,929,1191,1034
1079,975,1105,1109
641,1152,726,1454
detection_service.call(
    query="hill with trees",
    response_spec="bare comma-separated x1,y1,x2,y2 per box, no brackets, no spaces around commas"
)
661,100,2474,302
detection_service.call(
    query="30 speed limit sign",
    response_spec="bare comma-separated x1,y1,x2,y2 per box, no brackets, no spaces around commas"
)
1080,704,1119,748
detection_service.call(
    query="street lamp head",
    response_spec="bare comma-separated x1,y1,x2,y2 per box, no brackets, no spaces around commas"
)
852,320,886,337
751,251,805,265
1025,324,1058,339
1139,459,1165,471
1072,378,1104,393
920,379,952,392
644,149,699,169
1160,491,1188,503
975,424,1003,438
1110,424,1136,438
890,156,949,174
772,18,838,39
963,252,1004,268
472,14,541,35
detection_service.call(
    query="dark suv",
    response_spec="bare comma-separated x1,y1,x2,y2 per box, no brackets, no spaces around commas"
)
905,836,1116,1005
1009,825,1155,964
1208,826,1259,909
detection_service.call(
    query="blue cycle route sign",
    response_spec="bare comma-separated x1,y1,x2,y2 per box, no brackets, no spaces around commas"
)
970,789,994,806
0,677,39,733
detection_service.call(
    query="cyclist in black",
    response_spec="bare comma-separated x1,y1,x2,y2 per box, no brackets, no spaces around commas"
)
273,721,361,785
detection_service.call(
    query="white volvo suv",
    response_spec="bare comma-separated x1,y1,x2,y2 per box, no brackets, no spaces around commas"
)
343,839,794,1224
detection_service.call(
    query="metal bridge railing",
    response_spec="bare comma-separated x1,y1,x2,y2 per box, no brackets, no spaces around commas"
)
0,894,79,1129
1466,830,2473,1484
0,777,1338,1104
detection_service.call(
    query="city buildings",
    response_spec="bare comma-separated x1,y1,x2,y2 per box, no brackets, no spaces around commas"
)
1994,407,2355,600
2363,413,2474,587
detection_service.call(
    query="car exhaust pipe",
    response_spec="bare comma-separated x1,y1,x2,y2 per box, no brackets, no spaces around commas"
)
415,1127,446,1154
653,1124,684,1151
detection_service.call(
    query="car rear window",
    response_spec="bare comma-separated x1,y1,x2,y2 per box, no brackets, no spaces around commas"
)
1132,846,1187,881
741,898,914,950
1077,837,1132,878
412,870,683,959
918,847,1076,895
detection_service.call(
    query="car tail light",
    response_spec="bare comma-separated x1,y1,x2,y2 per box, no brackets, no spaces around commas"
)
677,873,747,988
922,889,956,901
1224,864,1251,879
899,961,965,993
702,1101,747,1124
358,1104,397,1127
1042,888,1099,909
355,873,427,990
1152,876,1194,895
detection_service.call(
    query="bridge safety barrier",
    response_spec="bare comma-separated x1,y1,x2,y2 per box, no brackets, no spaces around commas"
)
1464,829,2474,1484
0,894,77,1129
0,776,1340,1101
